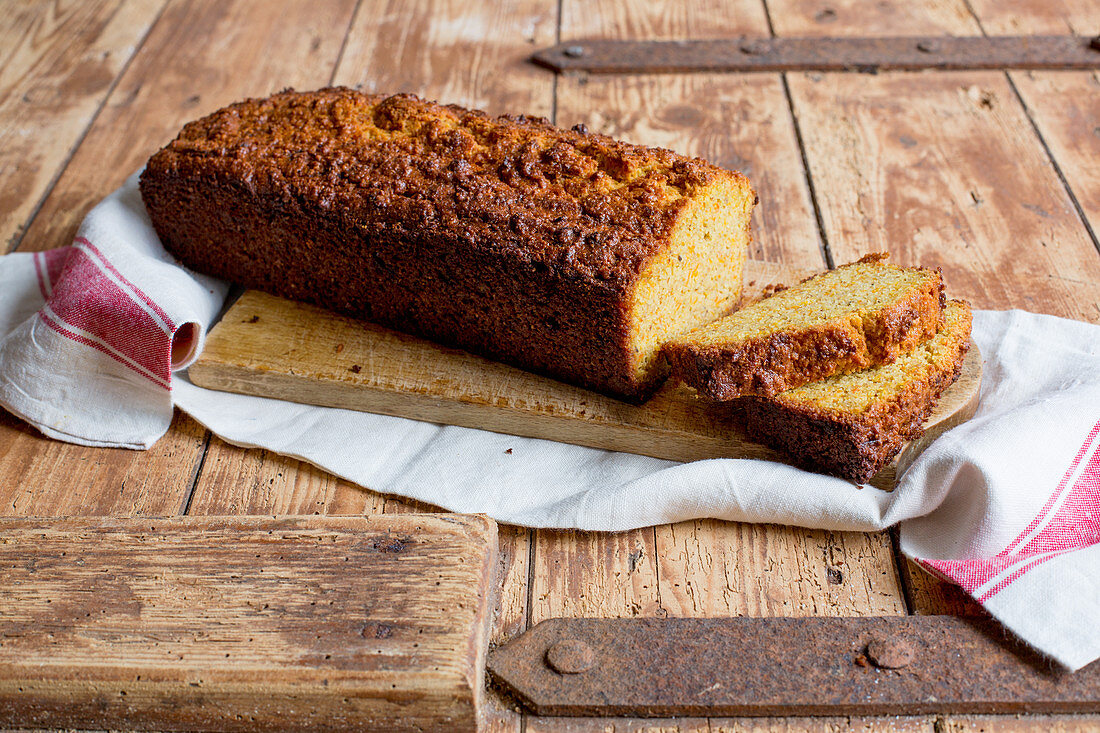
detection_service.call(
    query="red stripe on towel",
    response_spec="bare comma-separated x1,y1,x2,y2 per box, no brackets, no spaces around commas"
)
76,237,176,331
919,419,1100,601
40,244,172,387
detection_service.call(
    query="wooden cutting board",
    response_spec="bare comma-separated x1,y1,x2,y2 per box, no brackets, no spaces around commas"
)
0,515,496,732
190,260,982,490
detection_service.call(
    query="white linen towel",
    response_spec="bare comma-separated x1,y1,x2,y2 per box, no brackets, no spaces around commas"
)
1,175,1097,670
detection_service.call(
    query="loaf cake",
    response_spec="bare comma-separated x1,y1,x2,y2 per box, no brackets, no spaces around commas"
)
139,87,757,401
733,299,972,482
662,253,945,399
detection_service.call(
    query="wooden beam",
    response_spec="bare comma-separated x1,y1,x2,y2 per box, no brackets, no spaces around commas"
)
967,0,1100,35
0,515,497,732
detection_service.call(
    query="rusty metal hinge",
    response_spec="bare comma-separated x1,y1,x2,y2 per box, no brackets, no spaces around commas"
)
532,35,1100,74
488,616,1100,717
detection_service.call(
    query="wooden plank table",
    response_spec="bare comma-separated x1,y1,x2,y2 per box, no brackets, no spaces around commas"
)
1,0,1098,730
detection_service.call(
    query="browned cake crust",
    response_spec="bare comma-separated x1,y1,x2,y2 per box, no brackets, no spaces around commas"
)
663,254,946,400
732,300,972,482
139,87,755,402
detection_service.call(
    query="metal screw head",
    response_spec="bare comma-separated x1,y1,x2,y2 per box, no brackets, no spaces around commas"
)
866,636,916,669
545,639,596,674
916,39,940,53
563,45,585,58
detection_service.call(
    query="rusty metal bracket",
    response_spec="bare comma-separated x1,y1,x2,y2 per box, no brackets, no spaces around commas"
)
532,35,1100,74
488,616,1100,717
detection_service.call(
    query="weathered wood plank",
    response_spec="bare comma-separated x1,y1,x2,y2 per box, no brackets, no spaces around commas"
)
332,0,556,114
655,523,908,618
530,528,663,623
943,716,1100,732
0,0,359,519
0,515,497,732
967,0,1100,35
786,70,1100,323
374,495,532,684
0,0,165,253
184,440,387,517
1007,71,1100,253
765,0,979,37
561,0,769,40
0,409,204,517
973,0,1100,257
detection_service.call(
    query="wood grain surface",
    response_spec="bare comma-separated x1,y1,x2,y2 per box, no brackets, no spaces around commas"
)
0,0,165,254
0,514,497,732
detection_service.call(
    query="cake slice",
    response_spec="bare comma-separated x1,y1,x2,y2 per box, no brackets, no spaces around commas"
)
662,254,945,399
732,299,972,482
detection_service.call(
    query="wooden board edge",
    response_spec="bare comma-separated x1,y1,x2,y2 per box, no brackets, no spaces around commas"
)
189,344,981,489
0,513,498,733
188,359,777,463
0,513,497,534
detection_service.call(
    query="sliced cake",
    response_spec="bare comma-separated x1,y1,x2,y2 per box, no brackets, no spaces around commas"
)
732,299,973,482
662,254,945,399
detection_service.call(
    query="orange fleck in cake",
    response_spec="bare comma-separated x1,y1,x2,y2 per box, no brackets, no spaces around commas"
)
662,254,945,399
139,88,757,402
733,299,972,482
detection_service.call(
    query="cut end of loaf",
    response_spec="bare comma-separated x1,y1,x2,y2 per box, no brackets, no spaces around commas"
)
625,173,757,394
